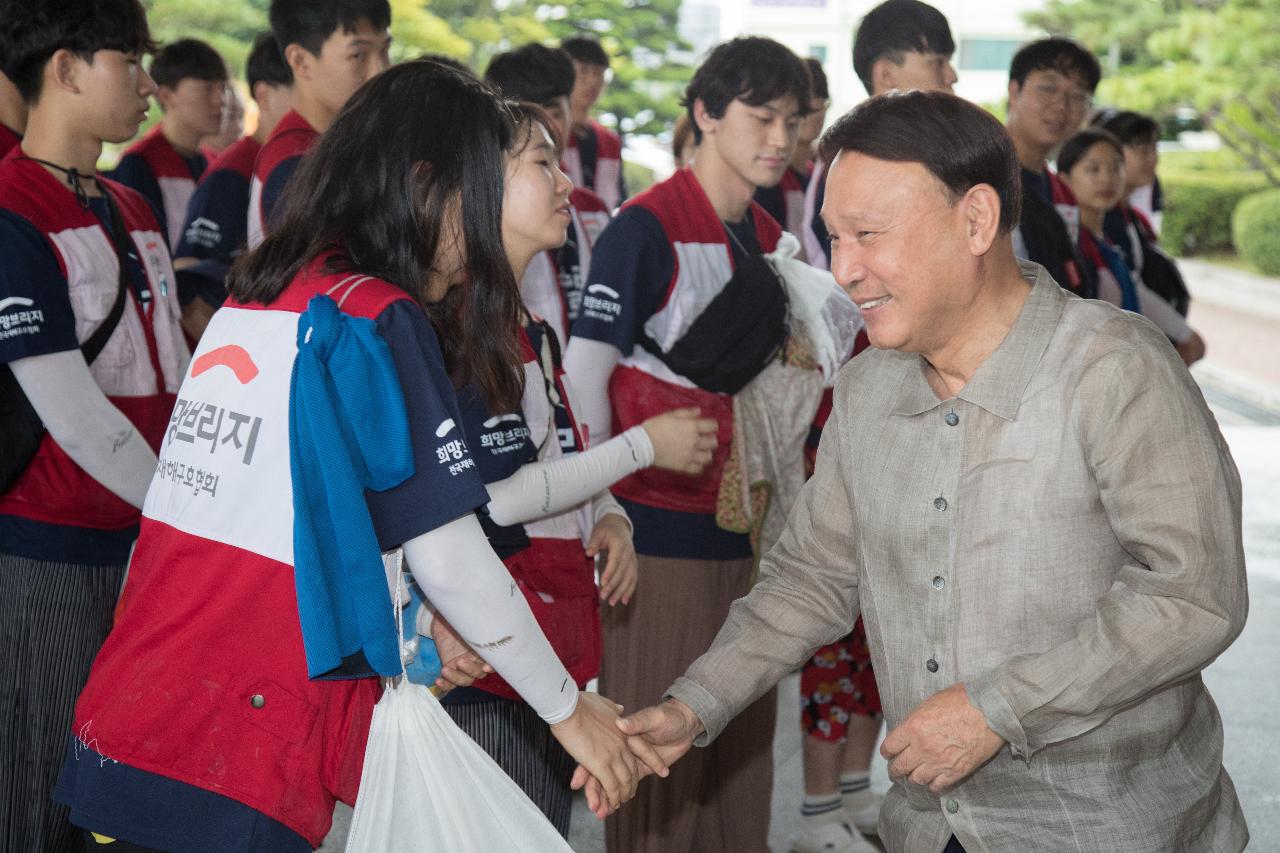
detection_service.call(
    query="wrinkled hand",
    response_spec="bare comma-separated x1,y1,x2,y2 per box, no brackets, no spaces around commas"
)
881,683,1004,794
572,698,695,819
587,512,637,606
641,407,719,474
429,613,491,695
553,692,658,816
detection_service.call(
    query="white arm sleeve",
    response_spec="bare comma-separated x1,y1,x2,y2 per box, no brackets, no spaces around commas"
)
484,426,653,527
562,337,621,447
402,513,579,724
1097,268,1192,344
10,351,158,509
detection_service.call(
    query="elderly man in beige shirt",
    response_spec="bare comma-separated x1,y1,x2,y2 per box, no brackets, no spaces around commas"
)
612,91,1250,853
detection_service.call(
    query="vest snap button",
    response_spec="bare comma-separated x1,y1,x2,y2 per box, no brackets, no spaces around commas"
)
250,693,266,709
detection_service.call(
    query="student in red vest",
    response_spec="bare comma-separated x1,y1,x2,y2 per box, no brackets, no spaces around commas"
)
0,1,188,848
248,0,391,248
561,35,626,211
432,101,717,837
110,38,227,249
485,44,612,347
174,33,294,341
754,57,828,251
56,60,655,852
0,71,25,156
564,36,811,853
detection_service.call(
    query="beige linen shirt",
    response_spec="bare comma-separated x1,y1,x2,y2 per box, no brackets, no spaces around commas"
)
668,263,1249,853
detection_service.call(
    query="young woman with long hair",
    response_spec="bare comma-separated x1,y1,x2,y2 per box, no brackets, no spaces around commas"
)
55,61,650,852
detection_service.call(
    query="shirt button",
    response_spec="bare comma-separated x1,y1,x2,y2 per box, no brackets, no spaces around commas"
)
926,658,939,673
250,694,266,709
932,576,945,590
945,411,959,426
934,496,948,511
946,799,960,814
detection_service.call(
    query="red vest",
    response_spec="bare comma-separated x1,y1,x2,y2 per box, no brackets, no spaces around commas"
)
120,124,202,248
564,120,624,210
0,153,187,529
520,186,610,347
248,110,318,248
72,259,409,846
610,167,782,514
0,124,20,159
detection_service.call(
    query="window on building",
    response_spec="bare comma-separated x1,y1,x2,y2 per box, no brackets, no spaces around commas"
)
808,44,828,63
958,38,1024,71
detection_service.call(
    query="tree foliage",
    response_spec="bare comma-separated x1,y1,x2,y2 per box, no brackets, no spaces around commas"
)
1025,0,1280,185
140,0,690,136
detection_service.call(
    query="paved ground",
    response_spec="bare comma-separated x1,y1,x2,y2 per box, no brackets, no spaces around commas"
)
323,261,1280,852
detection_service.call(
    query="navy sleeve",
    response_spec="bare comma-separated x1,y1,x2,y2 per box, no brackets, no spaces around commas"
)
175,168,249,262
569,205,674,354
109,153,166,244
260,156,301,232
0,211,80,364
455,384,537,486
364,300,491,550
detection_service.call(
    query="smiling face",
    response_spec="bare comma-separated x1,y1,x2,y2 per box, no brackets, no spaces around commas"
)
697,95,803,193
502,121,574,268
822,150,980,354
1007,68,1092,158
1061,139,1125,220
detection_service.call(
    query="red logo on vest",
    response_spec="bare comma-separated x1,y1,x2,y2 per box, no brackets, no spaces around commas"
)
191,345,260,384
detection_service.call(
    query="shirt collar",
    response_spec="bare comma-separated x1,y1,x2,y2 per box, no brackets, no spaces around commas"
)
891,261,1066,420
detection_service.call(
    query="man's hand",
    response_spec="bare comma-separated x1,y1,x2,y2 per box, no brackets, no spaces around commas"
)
552,692,652,814
587,512,637,606
429,613,491,695
881,683,1004,794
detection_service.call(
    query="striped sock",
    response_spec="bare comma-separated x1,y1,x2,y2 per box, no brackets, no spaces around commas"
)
840,770,874,811
801,792,845,827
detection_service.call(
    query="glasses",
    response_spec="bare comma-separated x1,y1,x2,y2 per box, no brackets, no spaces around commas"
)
1030,82,1092,111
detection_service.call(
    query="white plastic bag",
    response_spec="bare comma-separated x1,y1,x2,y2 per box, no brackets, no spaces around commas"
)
345,677,574,852
766,231,864,385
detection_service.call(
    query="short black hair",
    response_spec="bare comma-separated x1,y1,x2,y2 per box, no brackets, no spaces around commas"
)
1056,127,1123,177
561,35,609,69
246,32,291,91
485,44,575,106
852,0,955,95
819,90,1022,233
150,38,226,89
1009,37,1101,93
806,57,829,102
1092,109,1159,147
269,0,391,57
683,36,811,144
0,0,155,103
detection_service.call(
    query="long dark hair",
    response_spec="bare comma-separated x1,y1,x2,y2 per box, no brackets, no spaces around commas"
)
228,59,525,412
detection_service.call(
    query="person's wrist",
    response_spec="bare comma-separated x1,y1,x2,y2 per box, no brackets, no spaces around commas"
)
665,698,704,739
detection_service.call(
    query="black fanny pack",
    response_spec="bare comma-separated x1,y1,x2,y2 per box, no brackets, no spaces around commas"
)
639,251,788,395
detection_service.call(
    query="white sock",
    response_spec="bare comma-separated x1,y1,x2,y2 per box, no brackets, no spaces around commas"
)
801,792,847,828
840,770,874,813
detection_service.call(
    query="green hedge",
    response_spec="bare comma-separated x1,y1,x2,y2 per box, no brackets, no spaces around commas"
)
1233,189,1280,276
1160,170,1268,255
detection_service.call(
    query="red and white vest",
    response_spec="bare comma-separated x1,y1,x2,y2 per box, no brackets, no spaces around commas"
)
610,167,782,514
72,260,407,846
247,110,318,249
120,124,201,248
0,153,187,530
563,120,624,211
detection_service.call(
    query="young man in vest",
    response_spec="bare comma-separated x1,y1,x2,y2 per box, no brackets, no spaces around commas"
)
561,35,626,211
247,0,391,247
173,32,293,341
802,0,957,270
0,71,26,157
755,57,828,252
1005,37,1101,296
110,38,227,249
484,43,612,346
564,36,811,853
0,1,187,848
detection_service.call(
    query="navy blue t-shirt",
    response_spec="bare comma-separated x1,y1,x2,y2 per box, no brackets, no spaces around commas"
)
0,198,159,564
571,206,757,560
173,167,251,308
260,156,302,233
808,168,832,265
54,295,489,849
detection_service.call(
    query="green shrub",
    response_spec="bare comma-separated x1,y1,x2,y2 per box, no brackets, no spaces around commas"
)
1160,169,1267,255
622,159,656,196
1233,189,1280,276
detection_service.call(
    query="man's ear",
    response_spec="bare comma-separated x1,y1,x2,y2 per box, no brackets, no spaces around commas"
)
48,48,84,97
871,57,900,94
283,43,312,83
154,85,177,112
961,183,1002,257
692,97,718,138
